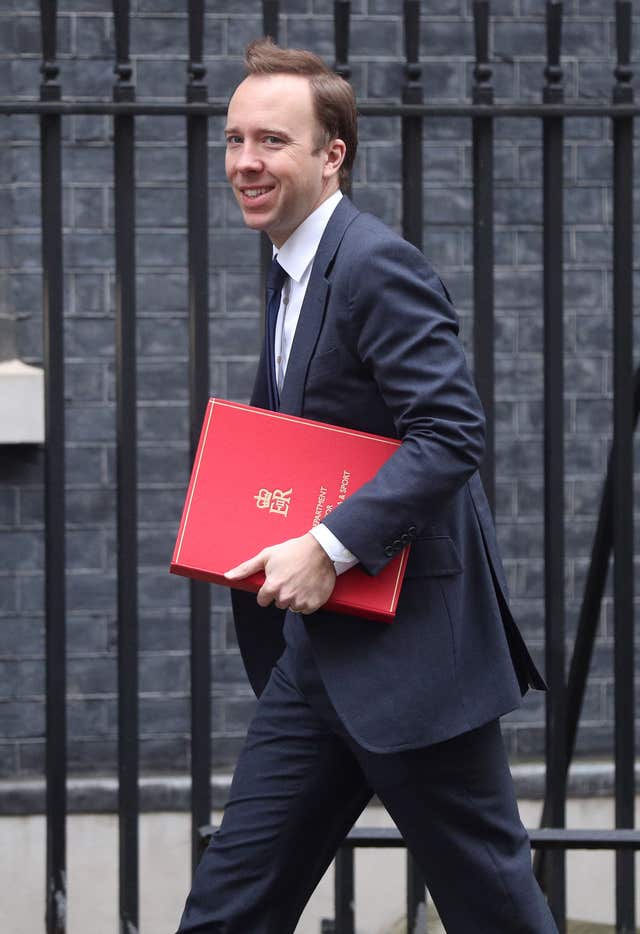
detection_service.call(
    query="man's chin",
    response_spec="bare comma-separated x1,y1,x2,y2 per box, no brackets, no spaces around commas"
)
239,210,271,234
242,215,267,231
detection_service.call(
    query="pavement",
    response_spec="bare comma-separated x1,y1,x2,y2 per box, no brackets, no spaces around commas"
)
388,906,620,933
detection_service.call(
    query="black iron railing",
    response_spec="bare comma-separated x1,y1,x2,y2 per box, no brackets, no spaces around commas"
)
1,1,636,932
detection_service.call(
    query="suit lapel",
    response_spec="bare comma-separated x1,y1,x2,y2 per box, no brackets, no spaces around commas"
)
278,196,359,416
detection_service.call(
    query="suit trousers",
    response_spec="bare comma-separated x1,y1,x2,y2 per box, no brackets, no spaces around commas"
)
176,624,557,934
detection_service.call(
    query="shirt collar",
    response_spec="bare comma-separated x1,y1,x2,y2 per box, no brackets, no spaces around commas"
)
273,190,343,283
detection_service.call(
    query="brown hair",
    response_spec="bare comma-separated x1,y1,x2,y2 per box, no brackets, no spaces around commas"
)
244,38,358,187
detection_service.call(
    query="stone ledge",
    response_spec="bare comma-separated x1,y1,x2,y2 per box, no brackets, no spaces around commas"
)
0,761,636,816
0,359,44,445
509,760,635,800
0,773,233,816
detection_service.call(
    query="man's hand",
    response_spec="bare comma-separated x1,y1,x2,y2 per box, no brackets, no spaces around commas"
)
224,533,336,615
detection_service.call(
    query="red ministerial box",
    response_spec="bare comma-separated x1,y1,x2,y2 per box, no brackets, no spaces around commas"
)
170,399,410,622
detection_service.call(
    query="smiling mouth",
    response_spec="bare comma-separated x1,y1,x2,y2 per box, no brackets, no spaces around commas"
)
241,186,274,199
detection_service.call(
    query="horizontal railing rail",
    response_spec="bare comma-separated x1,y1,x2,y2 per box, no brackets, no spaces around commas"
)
2,101,640,117
198,823,640,855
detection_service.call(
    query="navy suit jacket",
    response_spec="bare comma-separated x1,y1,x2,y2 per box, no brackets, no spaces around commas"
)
232,196,545,753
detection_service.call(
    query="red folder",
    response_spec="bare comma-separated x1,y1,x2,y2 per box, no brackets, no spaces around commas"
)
170,399,410,622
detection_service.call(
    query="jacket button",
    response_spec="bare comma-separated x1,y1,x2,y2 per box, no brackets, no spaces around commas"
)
408,526,417,538
384,545,394,557
400,533,410,546
392,539,402,552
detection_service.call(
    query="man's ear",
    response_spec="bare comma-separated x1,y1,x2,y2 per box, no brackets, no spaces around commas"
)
323,137,346,180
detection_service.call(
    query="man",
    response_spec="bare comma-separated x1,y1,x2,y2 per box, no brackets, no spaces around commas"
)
177,39,557,934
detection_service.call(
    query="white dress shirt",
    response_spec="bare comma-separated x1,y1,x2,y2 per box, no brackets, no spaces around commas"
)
272,190,358,576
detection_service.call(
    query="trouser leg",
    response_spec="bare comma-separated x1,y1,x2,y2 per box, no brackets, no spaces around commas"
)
176,622,556,934
175,656,372,934
353,719,558,934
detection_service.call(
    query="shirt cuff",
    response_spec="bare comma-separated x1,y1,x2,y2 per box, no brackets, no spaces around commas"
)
309,524,359,576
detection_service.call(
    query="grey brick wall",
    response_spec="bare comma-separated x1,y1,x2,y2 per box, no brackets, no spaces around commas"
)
0,1,639,783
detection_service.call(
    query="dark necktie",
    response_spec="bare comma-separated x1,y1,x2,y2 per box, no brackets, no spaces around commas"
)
265,257,287,410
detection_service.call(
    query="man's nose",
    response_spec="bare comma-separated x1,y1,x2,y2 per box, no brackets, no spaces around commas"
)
235,144,263,173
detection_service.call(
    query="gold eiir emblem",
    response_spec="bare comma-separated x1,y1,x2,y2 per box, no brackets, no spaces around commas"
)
254,487,293,517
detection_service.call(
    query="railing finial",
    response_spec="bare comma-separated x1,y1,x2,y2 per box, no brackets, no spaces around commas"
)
263,0,279,43
113,0,134,101
403,0,421,86
40,0,60,100
472,0,493,105
544,0,564,103
614,0,633,104
187,0,207,102
334,1,352,82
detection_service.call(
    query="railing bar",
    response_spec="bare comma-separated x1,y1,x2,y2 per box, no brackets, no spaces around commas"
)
260,1,280,317
114,114,140,934
40,1,67,930
402,0,423,251
562,457,612,758
540,3,567,926
186,0,212,877
407,852,427,932
333,1,352,199
612,1,636,924
472,0,495,512
612,5,636,930
113,1,139,928
334,846,355,934
542,103,567,934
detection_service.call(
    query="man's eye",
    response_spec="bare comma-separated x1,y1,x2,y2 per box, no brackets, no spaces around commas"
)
225,136,242,145
264,136,284,145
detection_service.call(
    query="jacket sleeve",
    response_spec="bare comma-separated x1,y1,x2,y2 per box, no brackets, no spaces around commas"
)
321,230,486,575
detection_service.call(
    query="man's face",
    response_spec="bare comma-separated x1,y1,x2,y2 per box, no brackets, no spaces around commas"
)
225,74,342,248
